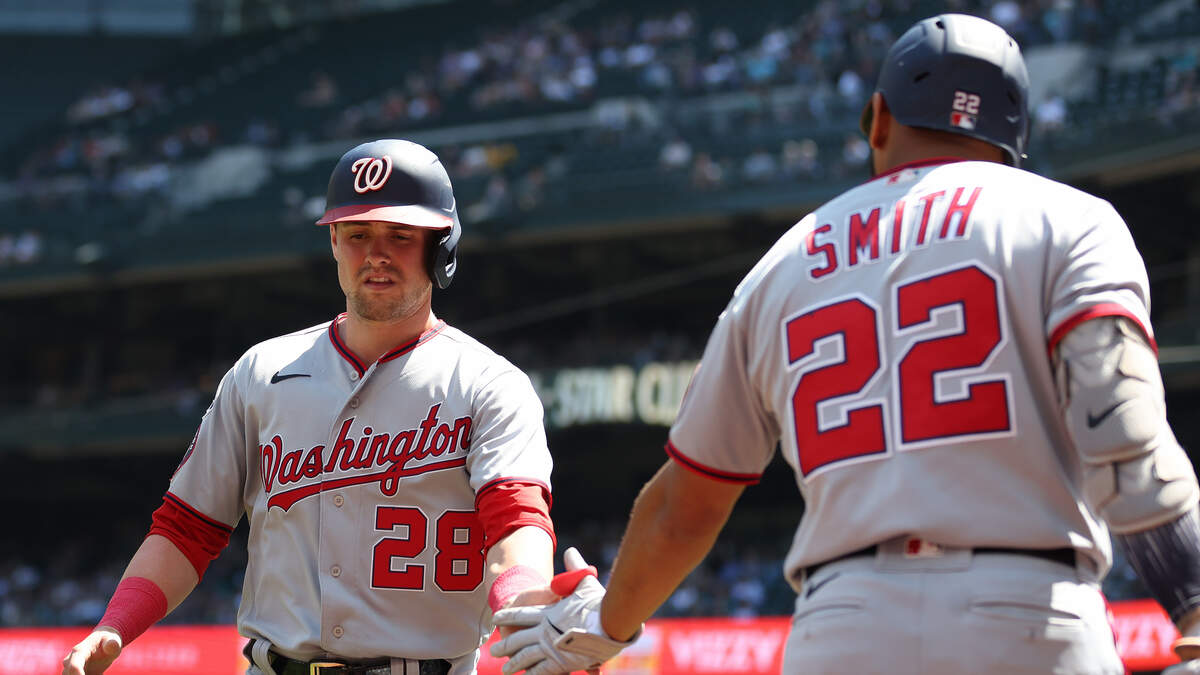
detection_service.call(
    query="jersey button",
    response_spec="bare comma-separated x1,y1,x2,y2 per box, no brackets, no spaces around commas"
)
349,371,359,381
331,565,341,577
333,495,344,507
349,397,360,408
332,625,344,638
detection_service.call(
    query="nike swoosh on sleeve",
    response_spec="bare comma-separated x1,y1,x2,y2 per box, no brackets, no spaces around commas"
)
1086,402,1122,429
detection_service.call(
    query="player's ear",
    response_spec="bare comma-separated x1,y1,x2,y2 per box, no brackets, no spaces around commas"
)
867,92,891,151
329,224,339,256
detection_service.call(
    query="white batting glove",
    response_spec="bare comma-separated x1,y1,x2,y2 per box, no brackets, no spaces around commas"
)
490,547,640,675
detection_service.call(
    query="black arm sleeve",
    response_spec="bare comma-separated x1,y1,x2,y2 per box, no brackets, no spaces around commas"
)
1115,505,1200,626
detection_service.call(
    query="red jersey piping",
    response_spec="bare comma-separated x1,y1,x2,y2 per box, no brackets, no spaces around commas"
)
1047,303,1156,357
327,314,447,374
328,316,366,373
163,492,234,534
665,440,761,485
380,320,447,362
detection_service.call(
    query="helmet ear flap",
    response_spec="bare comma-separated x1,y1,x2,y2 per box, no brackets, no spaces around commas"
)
429,218,460,289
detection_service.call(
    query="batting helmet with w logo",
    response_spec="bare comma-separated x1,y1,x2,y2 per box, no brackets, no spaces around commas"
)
317,139,462,289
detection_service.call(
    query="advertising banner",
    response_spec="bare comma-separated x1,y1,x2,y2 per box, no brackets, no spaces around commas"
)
0,625,246,675
0,599,1183,674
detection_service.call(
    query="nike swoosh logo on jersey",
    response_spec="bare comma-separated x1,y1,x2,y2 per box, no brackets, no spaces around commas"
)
1086,402,1122,429
270,371,311,384
805,571,841,599
1006,114,1021,123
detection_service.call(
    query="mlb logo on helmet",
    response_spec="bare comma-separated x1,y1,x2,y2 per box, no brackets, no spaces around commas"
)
950,111,976,130
950,89,981,130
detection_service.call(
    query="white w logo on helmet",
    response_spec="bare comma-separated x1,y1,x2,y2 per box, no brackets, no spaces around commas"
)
351,156,393,193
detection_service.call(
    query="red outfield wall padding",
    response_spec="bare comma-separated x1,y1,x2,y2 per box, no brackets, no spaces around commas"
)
0,599,1183,674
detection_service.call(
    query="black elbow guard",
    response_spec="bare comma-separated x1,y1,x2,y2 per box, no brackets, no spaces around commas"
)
1115,505,1200,626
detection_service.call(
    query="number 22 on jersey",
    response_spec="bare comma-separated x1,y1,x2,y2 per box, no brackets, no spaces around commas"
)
785,263,1013,477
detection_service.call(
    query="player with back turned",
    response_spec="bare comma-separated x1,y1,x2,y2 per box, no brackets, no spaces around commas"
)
62,139,559,675
490,14,1200,675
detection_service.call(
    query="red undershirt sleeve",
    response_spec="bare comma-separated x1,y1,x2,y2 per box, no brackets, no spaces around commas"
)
147,492,234,578
475,480,555,554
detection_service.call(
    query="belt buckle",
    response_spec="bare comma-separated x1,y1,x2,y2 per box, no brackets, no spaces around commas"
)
309,662,345,675
903,537,944,559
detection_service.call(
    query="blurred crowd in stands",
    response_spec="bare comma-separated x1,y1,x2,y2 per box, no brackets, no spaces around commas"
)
7,0,1196,251
0,230,42,267
0,524,246,628
1160,48,1200,125
562,519,798,619
11,324,698,412
0,516,1150,628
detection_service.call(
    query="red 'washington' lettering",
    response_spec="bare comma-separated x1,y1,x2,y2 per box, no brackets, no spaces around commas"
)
258,403,473,511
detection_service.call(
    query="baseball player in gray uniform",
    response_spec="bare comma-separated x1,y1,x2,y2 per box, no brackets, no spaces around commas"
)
489,15,1200,675
62,139,558,675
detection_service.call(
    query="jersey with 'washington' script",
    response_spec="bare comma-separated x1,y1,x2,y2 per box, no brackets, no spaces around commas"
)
167,316,551,660
666,159,1154,588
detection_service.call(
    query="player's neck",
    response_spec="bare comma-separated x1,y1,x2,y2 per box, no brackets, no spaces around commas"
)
337,308,439,366
877,130,1004,173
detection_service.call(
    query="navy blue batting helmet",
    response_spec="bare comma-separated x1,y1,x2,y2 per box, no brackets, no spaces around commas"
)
317,139,461,289
861,14,1031,166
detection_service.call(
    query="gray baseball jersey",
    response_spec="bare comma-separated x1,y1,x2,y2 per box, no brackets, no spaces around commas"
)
667,159,1153,587
167,316,552,661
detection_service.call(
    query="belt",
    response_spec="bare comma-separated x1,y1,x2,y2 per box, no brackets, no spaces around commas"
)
243,640,451,675
805,544,1076,580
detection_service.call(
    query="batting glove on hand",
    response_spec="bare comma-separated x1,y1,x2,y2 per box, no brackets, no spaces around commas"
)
490,547,641,675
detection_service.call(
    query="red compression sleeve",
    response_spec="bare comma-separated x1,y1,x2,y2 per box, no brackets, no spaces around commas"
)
97,577,167,644
488,565,547,612
147,493,233,578
475,480,555,553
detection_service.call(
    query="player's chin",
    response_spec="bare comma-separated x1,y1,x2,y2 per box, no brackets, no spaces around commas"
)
350,294,418,322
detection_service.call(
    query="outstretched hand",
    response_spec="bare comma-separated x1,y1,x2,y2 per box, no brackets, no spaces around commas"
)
61,629,122,675
497,584,560,639
493,548,594,640
491,547,638,675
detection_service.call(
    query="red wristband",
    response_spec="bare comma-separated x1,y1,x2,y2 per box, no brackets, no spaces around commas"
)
488,565,546,613
97,577,168,645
